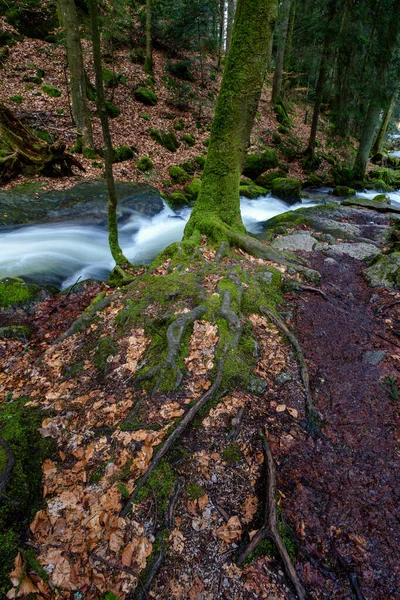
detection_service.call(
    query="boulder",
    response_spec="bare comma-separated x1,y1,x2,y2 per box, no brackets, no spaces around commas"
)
271,177,302,203
364,253,400,288
242,149,278,180
255,168,287,188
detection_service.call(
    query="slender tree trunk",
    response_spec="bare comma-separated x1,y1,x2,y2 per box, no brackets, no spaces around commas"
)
271,0,292,105
89,0,130,269
226,0,235,53
217,0,225,69
283,0,295,72
143,0,153,75
353,102,382,180
184,0,278,241
58,0,94,152
372,90,399,155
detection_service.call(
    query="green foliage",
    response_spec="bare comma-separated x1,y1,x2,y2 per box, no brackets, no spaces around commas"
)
151,129,180,152
116,482,130,498
101,593,121,600
113,145,134,163
169,165,190,184
0,397,55,595
381,374,400,401
0,325,31,340
182,134,196,147
167,59,195,82
222,443,242,464
242,150,278,180
135,459,175,511
185,483,206,500
180,160,196,174
41,84,61,98
104,100,120,118
166,81,195,111
134,87,158,106
10,94,22,104
194,155,206,170
141,113,149,121
174,118,185,131
137,156,153,171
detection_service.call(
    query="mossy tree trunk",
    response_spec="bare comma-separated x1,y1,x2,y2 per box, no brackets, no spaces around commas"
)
143,0,153,76
283,0,295,72
226,0,236,53
89,0,131,269
372,89,399,155
353,103,382,180
217,0,225,69
58,0,94,152
184,0,278,243
271,0,292,105
0,103,83,181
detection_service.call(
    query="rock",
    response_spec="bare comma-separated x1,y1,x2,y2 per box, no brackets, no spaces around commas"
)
242,149,278,180
0,277,51,311
333,186,356,197
271,231,317,252
239,184,268,199
248,375,268,395
303,268,321,285
168,166,190,184
255,168,287,188
364,252,400,288
372,194,391,204
257,271,273,285
134,87,158,106
342,198,400,213
0,325,31,340
151,129,180,152
276,372,292,385
271,178,302,203
324,257,338,266
330,243,381,261
167,192,189,209
363,350,386,365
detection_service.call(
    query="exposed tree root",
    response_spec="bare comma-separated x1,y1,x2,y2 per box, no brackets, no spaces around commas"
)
260,305,320,431
284,281,336,304
0,437,15,496
120,358,224,518
237,430,306,600
152,305,207,396
54,292,116,344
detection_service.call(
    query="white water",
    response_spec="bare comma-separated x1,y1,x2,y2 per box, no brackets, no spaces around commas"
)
0,195,316,289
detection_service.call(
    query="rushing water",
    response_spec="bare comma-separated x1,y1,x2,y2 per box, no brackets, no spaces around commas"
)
0,195,314,289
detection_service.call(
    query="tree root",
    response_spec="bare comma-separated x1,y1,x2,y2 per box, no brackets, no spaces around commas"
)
237,430,306,600
54,293,116,344
228,232,304,267
131,478,185,600
152,304,207,396
227,406,245,441
260,305,320,431
284,281,336,304
120,358,224,518
0,437,15,496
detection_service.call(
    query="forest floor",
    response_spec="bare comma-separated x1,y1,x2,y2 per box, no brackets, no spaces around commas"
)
1,201,400,600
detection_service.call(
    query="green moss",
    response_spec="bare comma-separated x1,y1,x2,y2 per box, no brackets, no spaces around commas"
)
10,94,22,104
180,160,196,174
239,184,268,199
169,165,190,184
134,87,158,106
101,593,121,600
255,168,287,188
186,483,206,500
104,100,120,118
274,101,293,128
242,149,278,180
0,397,55,595
137,156,153,171
194,155,206,170
167,192,189,209
116,482,130,499
151,129,180,152
222,443,242,464
183,134,196,147
141,113,149,121
93,336,118,373
0,278,40,308
113,145,134,163
185,178,202,201
271,177,301,202
41,84,61,98
0,325,31,340
135,459,175,511
173,118,185,131
333,186,356,197
102,67,125,88
82,147,97,160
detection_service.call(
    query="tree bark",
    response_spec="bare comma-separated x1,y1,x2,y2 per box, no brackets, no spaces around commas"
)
271,0,292,105
372,89,399,155
217,0,225,69
143,0,153,75
58,0,94,152
184,0,278,241
283,0,295,72
353,102,382,180
89,0,130,269
226,0,236,53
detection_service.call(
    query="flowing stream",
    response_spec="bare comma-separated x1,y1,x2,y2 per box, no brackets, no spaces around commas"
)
1,187,399,290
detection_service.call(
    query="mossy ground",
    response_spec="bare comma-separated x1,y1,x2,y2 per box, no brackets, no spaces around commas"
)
0,278,39,308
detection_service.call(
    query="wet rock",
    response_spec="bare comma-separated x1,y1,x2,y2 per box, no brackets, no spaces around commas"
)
248,375,268,395
329,243,381,261
363,350,386,365
271,231,317,252
364,252,400,288
324,257,338,265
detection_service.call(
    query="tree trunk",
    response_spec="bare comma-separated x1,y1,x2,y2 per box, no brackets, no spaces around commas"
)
58,0,94,152
89,0,130,269
0,104,83,182
271,0,292,105
353,102,382,180
184,0,278,242
143,0,153,75
283,0,295,72
217,0,225,69
372,90,399,155
226,0,236,53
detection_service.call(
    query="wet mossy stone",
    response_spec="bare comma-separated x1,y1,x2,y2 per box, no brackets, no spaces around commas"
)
255,168,287,188
365,179,394,192
137,156,153,171
243,149,278,180
239,184,268,199
333,186,356,197
185,178,202,201
0,277,42,309
365,253,400,289
151,129,180,152
41,84,61,98
373,194,391,204
167,192,190,209
271,178,302,203
134,87,157,106
169,165,190,184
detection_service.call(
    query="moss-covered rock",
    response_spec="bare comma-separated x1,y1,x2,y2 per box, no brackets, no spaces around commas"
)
173,118,185,131
364,253,400,289
271,178,302,203
137,156,153,171
333,186,356,197
239,184,268,199
151,129,180,152
112,145,135,163
373,194,391,204
0,277,42,309
194,155,206,170
41,84,61,98
274,103,292,128
167,192,190,209
169,165,190,184
180,160,196,175
134,87,158,106
185,178,202,201
255,168,287,188
104,100,120,118
242,149,278,180
182,134,195,147
0,325,31,340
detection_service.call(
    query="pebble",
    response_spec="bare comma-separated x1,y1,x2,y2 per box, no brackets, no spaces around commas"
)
211,474,218,483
